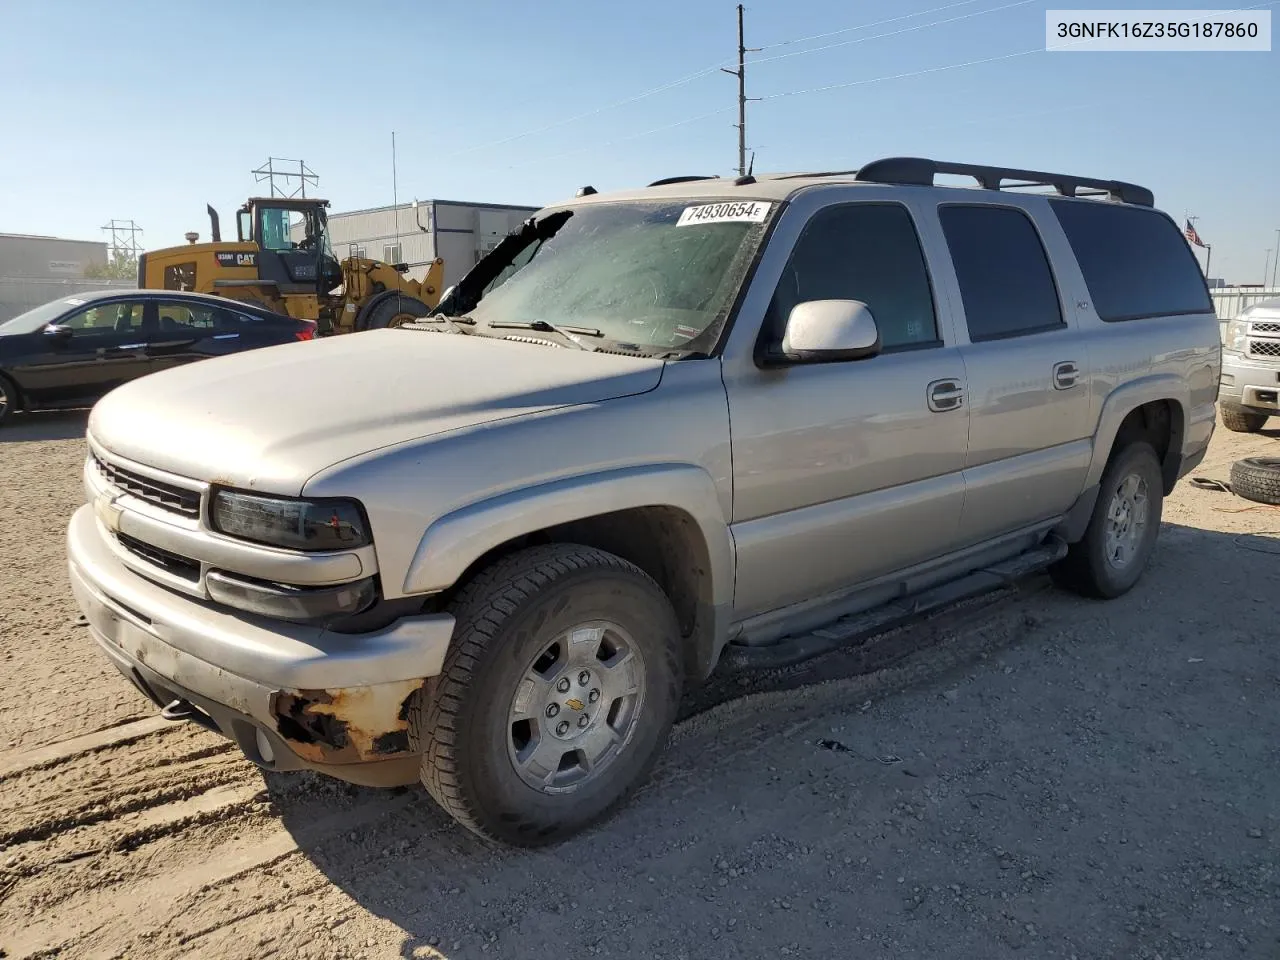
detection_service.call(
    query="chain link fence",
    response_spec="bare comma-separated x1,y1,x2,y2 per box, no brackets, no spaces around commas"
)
0,276,137,324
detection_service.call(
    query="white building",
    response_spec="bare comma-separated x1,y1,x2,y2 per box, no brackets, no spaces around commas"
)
0,232,117,322
323,199,539,289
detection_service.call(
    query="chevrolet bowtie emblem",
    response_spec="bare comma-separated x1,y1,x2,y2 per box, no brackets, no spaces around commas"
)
565,698,585,711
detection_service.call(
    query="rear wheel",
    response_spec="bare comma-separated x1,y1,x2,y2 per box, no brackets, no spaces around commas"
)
1051,442,1164,599
0,373,17,426
361,295,430,331
410,544,683,846
1220,403,1268,434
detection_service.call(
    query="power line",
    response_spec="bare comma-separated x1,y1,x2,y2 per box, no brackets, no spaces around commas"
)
756,0,985,49
436,64,724,160
506,43,1045,171
428,0,1036,165
759,45,1043,101
749,0,1037,68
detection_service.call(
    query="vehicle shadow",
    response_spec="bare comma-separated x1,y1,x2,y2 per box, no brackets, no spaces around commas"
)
265,518,1280,959
0,409,90,443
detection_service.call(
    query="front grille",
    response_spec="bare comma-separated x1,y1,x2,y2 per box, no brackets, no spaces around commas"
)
1251,321,1280,334
1247,339,1280,359
93,454,201,518
117,533,201,582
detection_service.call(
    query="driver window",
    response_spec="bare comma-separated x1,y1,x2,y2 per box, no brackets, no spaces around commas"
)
765,203,940,352
61,302,145,334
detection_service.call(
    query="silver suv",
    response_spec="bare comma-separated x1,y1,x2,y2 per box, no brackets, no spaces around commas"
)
1220,297,1280,432
67,157,1222,845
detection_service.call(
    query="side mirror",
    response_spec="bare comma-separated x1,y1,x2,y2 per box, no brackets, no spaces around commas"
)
772,299,881,365
44,324,74,343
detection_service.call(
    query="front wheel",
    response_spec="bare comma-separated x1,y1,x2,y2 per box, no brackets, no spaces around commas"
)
360,294,430,331
1051,442,1164,599
1220,403,1268,434
410,544,683,846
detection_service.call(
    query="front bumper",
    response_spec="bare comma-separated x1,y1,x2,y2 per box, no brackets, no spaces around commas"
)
1220,351,1280,414
67,504,455,785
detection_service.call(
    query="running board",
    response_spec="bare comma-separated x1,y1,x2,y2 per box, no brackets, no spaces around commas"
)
718,537,1068,672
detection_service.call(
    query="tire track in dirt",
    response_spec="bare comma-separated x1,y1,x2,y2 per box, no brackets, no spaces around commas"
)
0,575,1052,959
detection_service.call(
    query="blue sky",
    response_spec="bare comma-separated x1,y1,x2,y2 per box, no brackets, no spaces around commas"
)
1,0,1275,282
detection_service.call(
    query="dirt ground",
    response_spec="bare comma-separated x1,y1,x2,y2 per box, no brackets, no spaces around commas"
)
1,410,1277,960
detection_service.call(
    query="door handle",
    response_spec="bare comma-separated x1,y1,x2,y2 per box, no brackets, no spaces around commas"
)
927,379,965,412
1053,361,1079,390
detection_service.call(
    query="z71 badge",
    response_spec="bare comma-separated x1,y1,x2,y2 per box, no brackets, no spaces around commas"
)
215,252,257,268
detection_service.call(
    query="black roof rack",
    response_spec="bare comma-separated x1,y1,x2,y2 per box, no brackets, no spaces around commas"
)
854,157,1154,207
648,175,719,187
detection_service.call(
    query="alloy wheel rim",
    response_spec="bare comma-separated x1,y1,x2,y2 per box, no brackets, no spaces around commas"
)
1103,472,1149,570
507,621,646,794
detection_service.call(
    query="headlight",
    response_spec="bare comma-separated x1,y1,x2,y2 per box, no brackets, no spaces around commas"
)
211,490,370,551
1225,319,1248,353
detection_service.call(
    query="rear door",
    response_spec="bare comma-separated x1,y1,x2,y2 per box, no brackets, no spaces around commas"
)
147,300,222,374
8,299,151,404
933,202,1092,545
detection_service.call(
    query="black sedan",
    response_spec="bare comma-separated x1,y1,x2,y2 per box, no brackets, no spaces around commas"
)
0,289,315,425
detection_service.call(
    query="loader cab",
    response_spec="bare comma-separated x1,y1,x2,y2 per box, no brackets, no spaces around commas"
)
236,198,343,295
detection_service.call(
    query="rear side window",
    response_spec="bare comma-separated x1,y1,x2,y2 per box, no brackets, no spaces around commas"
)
766,203,939,351
939,205,1064,342
1049,200,1213,322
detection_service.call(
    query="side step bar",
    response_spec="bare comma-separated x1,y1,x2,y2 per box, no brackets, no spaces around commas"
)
719,538,1068,672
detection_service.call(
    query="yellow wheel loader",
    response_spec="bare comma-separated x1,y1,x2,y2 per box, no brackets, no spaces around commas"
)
137,198,444,335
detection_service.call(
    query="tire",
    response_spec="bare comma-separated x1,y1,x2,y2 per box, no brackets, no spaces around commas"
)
360,294,430,331
1220,403,1268,434
1050,442,1165,600
410,543,683,846
1229,457,1280,506
0,373,17,426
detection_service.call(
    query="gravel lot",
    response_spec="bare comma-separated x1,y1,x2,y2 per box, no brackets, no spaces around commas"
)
1,409,1277,960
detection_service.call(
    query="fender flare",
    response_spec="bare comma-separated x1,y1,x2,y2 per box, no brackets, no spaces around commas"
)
1085,373,1189,490
401,464,735,676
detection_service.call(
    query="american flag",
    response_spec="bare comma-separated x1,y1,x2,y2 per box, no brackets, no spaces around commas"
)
1184,219,1206,248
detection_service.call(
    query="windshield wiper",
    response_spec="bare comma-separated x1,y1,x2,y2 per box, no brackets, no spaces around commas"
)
401,314,475,334
487,319,601,350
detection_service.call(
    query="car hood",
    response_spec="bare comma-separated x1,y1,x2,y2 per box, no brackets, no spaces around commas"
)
88,329,665,493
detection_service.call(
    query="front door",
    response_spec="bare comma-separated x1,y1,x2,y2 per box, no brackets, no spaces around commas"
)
723,200,971,620
10,300,152,405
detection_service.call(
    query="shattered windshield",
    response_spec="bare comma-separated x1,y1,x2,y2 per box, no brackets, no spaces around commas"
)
459,199,775,352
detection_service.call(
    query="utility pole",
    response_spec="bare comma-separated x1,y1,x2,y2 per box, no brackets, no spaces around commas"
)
252,158,319,199
721,4,758,177
100,219,144,262
1272,228,1280,287
1265,249,1272,286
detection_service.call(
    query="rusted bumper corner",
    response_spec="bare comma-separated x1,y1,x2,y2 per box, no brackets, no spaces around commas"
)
272,678,426,764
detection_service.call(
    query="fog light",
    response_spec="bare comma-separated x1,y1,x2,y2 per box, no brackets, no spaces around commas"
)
206,570,376,623
255,728,276,765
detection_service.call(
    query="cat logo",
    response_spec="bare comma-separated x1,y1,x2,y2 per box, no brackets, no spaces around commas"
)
565,698,585,711
215,252,257,268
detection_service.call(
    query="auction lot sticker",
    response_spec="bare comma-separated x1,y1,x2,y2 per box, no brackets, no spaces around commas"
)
677,201,772,226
